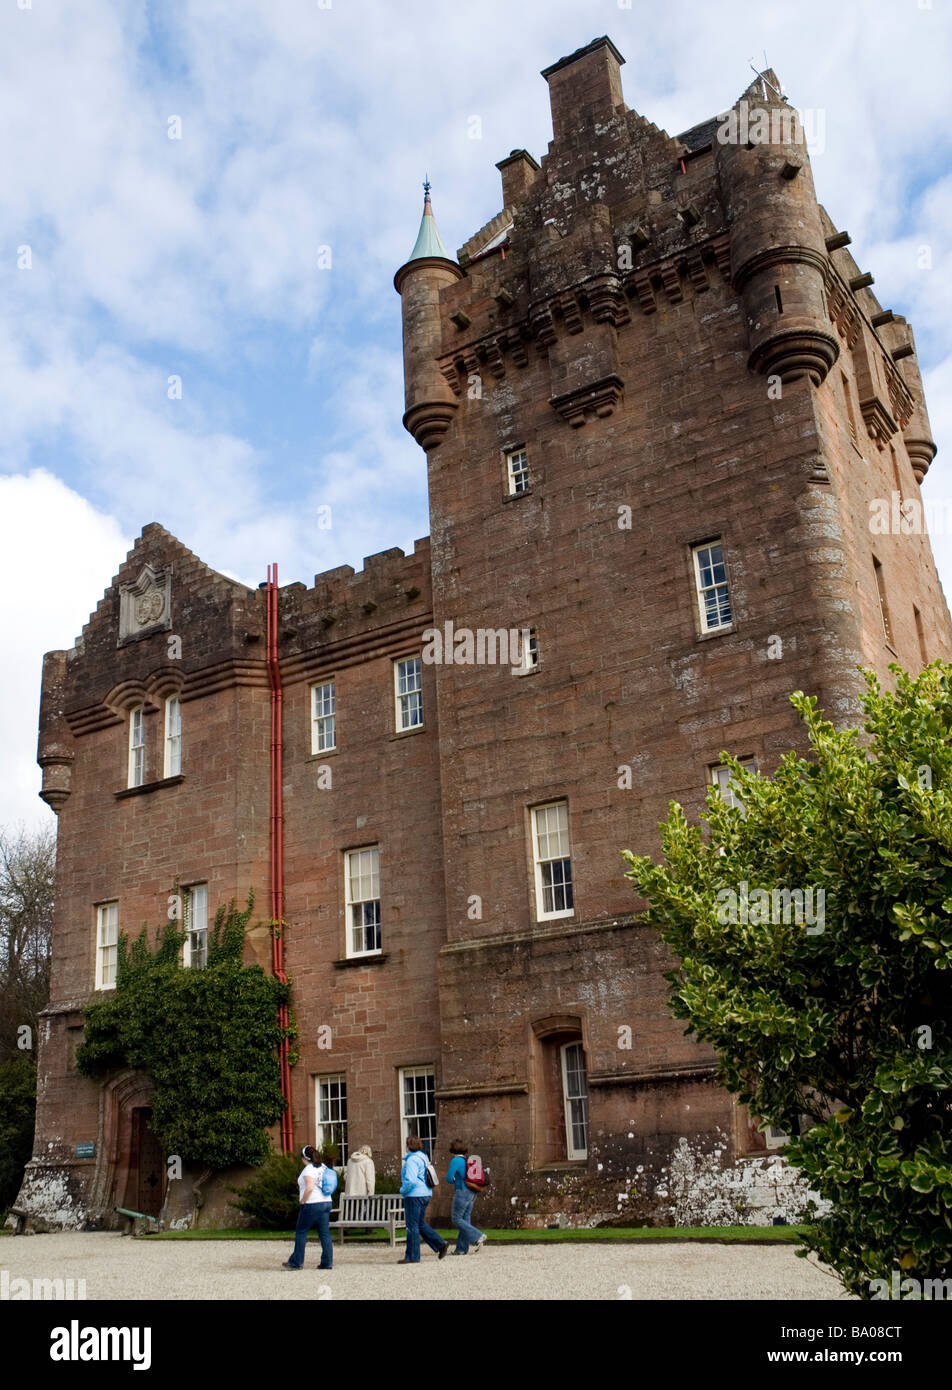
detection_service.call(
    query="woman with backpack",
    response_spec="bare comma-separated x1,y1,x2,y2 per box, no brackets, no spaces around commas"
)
398,1135,448,1264
283,1145,337,1271
445,1139,487,1255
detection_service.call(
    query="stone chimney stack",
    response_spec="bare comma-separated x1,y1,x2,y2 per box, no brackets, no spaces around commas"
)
495,149,541,210
541,36,626,144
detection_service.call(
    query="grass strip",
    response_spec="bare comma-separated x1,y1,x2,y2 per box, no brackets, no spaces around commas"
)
142,1224,808,1244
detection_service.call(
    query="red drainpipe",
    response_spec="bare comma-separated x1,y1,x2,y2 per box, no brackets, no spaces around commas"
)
266,563,293,1153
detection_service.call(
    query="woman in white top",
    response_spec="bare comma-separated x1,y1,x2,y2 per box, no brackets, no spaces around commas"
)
283,1145,334,1270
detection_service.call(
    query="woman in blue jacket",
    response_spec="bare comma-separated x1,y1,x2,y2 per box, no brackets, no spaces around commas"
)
446,1140,486,1254
398,1136,448,1264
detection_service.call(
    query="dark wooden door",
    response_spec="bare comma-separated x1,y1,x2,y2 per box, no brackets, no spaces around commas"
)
133,1108,164,1216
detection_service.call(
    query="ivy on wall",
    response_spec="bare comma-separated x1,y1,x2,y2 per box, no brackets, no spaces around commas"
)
77,893,289,1169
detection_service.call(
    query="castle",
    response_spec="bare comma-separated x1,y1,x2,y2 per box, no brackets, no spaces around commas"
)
15,37,951,1230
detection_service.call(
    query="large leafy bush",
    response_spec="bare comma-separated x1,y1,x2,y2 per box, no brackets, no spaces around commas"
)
625,665,952,1297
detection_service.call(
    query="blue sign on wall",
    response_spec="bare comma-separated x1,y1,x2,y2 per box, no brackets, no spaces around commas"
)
75,1143,95,1158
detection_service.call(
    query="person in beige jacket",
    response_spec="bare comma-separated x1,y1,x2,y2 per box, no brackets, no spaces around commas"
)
344,1145,375,1197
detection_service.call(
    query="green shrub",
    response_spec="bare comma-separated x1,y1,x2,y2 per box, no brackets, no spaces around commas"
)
0,1056,36,1210
316,1138,339,1167
229,1153,300,1229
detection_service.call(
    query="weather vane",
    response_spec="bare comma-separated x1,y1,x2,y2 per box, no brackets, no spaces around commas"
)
748,53,786,101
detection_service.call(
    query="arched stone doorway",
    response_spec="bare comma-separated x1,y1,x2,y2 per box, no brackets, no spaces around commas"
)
89,1071,166,1222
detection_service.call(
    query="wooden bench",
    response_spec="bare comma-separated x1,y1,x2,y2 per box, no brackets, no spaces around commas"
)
329,1194,406,1247
6,1206,28,1234
115,1206,159,1235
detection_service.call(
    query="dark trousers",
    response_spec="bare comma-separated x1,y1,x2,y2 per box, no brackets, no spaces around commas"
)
289,1202,332,1268
403,1195,445,1262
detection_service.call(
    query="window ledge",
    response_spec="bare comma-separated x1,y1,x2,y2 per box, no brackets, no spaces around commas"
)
530,1161,588,1174
306,750,338,761
696,625,734,643
389,727,424,741
503,488,533,502
333,953,389,970
115,775,185,800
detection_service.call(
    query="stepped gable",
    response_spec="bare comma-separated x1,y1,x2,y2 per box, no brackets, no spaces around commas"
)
275,537,432,678
59,523,261,720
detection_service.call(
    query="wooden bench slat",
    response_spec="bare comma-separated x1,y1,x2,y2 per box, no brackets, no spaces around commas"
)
328,1193,406,1247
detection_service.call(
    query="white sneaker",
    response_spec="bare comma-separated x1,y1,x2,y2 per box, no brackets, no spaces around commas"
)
473,1235,487,1252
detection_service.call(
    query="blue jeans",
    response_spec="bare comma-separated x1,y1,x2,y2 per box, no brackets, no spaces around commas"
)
288,1202,332,1268
451,1187,484,1254
403,1195,445,1262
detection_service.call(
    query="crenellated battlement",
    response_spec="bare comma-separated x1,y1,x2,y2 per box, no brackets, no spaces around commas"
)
275,538,432,679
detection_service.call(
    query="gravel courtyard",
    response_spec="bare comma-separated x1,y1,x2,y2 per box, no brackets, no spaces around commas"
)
1,1233,851,1300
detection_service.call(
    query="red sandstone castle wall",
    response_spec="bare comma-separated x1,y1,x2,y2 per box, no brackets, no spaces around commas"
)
20,37,952,1232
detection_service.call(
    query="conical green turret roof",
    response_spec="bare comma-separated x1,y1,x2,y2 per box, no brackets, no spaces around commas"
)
407,180,453,262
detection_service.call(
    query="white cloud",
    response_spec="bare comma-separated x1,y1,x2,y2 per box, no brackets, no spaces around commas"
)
0,471,129,830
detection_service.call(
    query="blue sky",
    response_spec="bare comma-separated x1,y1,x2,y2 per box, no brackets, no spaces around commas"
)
2,0,952,828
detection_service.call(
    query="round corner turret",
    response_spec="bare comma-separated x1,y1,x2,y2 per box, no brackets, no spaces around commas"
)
716,89,838,386
394,186,464,450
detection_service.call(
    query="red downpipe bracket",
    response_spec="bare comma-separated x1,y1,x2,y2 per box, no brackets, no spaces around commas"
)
266,563,293,1154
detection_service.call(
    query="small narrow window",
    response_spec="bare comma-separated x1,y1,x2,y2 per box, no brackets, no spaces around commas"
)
873,555,893,646
710,759,757,815
164,696,182,778
515,628,538,674
692,542,733,633
889,444,902,496
183,883,208,969
399,1066,437,1157
914,605,928,667
506,447,530,496
96,902,119,991
345,846,381,956
531,801,574,921
842,371,859,448
774,285,783,314
394,657,423,731
316,1074,348,1164
311,680,336,753
128,707,145,788
561,1041,589,1160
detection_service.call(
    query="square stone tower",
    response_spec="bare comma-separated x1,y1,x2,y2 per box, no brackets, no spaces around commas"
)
392,36,950,1218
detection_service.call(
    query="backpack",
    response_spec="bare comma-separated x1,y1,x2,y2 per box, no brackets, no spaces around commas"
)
464,1154,486,1193
320,1165,339,1197
423,1157,439,1189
